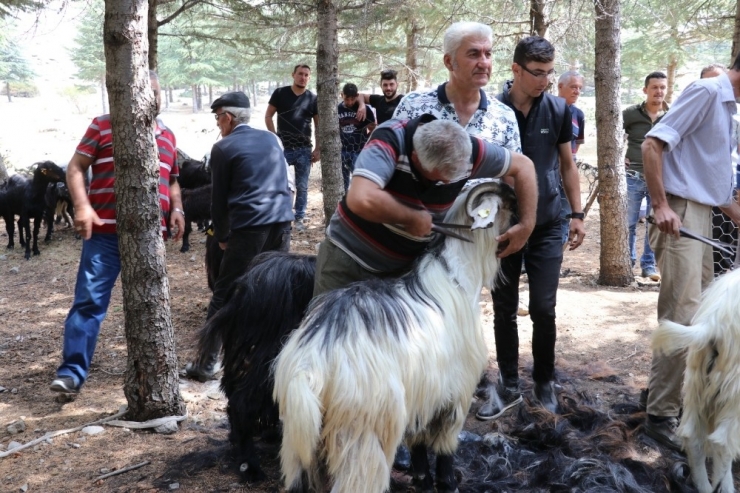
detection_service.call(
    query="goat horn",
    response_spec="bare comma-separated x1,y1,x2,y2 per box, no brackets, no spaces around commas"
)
465,180,504,217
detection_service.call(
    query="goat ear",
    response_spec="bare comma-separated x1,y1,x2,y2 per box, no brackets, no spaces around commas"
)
470,197,500,230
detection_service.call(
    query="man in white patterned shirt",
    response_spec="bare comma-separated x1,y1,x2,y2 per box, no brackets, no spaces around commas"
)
394,21,531,254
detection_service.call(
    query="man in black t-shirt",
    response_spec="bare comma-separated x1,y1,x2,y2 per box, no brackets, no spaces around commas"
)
356,69,405,125
265,64,320,225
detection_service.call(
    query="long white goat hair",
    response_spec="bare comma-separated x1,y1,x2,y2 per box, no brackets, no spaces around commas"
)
272,181,515,493
652,268,740,493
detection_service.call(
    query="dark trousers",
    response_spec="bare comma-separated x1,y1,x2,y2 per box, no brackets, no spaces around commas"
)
492,219,562,386
207,221,292,319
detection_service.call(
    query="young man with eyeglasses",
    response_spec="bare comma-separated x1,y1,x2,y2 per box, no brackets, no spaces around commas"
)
184,91,295,381
480,36,585,418
622,72,668,281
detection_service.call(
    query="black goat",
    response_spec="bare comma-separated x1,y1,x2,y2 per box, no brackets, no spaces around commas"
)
204,230,223,291
0,174,30,249
20,161,66,259
44,181,74,242
196,251,316,482
180,184,211,253
177,157,211,190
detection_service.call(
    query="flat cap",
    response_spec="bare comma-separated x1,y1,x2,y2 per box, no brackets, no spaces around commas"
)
211,91,250,112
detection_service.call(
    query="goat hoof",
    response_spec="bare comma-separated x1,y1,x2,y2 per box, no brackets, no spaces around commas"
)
180,245,190,253
44,238,52,244
6,245,13,250
241,466,266,484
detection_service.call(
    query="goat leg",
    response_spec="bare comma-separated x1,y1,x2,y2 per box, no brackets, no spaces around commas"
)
410,444,434,493
435,453,458,493
686,437,712,493
711,449,734,493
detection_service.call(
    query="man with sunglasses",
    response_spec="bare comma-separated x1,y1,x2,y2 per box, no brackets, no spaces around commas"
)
184,91,294,381
478,36,585,419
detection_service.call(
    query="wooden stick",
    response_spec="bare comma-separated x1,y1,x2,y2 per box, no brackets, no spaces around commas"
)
609,346,638,363
0,408,128,459
93,460,150,481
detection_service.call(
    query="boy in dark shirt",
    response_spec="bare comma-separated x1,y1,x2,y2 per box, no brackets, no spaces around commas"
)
338,83,376,192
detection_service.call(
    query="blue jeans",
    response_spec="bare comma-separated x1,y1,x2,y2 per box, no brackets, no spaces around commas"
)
627,174,656,270
558,183,571,245
341,150,359,192
57,233,121,388
284,147,311,219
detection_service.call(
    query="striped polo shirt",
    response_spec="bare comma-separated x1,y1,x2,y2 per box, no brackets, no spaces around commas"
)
75,115,178,235
326,116,511,273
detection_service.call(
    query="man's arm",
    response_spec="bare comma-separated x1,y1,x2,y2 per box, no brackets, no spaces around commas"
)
311,114,321,162
345,176,432,237
642,136,681,236
356,96,368,121
559,142,585,250
265,104,277,134
168,179,184,241
495,152,537,258
67,152,101,240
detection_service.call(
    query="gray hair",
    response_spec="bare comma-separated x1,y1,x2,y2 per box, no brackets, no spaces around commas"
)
221,106,251,124
558,70,583,85
443,22,492,59
413,120,472,178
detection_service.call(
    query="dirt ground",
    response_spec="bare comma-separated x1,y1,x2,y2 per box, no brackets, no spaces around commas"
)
0,95,704,492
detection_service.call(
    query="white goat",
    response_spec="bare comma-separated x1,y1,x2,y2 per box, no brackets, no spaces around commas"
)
652,267,740,493
272,181,515,493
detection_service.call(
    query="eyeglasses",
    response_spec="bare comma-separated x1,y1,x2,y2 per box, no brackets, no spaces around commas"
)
214,112,229,120
519,64,557,81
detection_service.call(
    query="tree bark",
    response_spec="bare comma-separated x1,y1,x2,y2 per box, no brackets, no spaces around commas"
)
316,0,342,227
665,55,677,104
732,0,740,63
103,0,184,420
594,0,631,286
6,81,11,102
147,0,158,70
530,0,548,37
405,18,420,93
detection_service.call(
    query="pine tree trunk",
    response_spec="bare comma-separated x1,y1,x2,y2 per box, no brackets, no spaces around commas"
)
103,0,184,420
147,0,158,70
191,84,197,113
594,0,631,286
6,81,11,102
733,0,740,62
316,0,342,227
530,0,548,37
405,18,420,92
665,55,677,104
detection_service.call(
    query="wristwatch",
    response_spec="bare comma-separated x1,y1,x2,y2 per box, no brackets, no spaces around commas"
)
566,212,585,220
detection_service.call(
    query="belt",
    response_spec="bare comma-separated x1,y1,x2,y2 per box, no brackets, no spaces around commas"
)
626,169,644,180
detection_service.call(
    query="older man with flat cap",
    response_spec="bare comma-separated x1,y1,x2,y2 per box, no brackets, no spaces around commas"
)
184,91,295,381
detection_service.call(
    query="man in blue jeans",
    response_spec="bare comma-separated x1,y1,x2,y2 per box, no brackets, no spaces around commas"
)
50,72,184,394
622,71,668,281
265,64,320,229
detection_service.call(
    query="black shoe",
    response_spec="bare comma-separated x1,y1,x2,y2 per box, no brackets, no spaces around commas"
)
182,361,221,382
638,388,649,411
393,444,411,471
50,376,80,394
533,380,559,413
644,415,683,452
476,376,522,421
